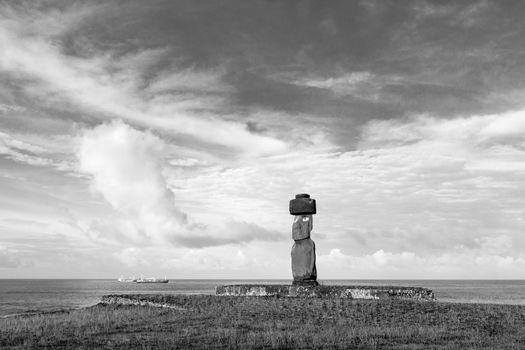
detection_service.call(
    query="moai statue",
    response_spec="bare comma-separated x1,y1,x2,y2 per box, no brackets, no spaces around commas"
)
289,193,318,286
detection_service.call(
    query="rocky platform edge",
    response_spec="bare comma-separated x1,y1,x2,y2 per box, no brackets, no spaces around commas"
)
98,286,434,309
215,285,435,301
100,295,187,309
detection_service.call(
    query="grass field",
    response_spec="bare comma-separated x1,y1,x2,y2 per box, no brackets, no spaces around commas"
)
1,295,525,349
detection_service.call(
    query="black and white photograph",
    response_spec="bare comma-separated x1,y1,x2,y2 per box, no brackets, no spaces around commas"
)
1,0,524,348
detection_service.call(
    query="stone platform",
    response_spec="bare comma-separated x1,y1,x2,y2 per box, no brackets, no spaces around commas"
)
215,284,435,301
100,295,187,309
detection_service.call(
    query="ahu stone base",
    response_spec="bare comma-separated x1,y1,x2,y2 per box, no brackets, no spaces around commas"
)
215,284,435,301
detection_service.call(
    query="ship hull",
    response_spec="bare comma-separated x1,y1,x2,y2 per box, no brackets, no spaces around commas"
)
135,280,169,283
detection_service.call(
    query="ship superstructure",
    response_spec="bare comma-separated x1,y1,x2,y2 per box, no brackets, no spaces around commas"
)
117,276,137,282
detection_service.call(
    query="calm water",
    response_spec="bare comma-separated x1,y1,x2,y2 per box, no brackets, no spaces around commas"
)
0,279,524,317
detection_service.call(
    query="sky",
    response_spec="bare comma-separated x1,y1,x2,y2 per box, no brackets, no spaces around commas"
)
1,0,525,279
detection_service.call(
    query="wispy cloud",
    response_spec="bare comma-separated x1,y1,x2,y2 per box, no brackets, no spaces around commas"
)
412,0,490,28
0,131,72,170
293,72,374,96
0,3,287,157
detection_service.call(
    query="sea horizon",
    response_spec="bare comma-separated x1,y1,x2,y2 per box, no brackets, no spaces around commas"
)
2,278,524,281
1,279,525,318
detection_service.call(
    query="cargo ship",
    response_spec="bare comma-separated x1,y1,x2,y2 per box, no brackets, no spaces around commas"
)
135,275,169,283
117,276,137,282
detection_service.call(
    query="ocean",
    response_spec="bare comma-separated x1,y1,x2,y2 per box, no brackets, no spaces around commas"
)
0,279,524,317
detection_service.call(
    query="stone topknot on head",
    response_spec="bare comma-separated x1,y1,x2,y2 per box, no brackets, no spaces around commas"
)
289,193,316,215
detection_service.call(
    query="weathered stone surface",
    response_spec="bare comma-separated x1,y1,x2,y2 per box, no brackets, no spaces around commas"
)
289,197,316,215
215,284,435,300
291,238,317,282
100,295,185,310
292,280,319,287
292,215,312,240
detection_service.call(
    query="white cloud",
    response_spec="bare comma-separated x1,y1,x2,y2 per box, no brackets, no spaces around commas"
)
168,157,202,167
479,110,525,139
77,120,287,248
78,120,187,244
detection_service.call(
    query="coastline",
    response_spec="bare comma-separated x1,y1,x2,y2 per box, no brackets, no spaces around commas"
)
1,294,524,349
2,279,525,318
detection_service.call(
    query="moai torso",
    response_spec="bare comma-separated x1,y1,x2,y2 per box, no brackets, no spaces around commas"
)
289,194,318,285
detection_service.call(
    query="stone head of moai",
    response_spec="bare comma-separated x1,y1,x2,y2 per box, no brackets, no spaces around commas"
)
289,193,316,241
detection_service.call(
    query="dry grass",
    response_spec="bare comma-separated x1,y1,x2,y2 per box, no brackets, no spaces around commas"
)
1,295,525,349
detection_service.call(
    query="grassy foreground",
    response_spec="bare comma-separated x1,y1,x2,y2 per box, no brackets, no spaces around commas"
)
1,295,525,349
